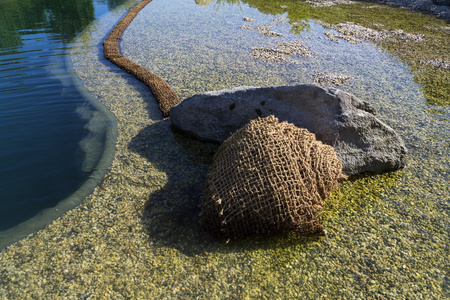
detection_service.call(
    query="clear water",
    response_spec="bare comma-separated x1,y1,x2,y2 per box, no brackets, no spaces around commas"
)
0,1,124,234
0,0,447,297
70,0,449,296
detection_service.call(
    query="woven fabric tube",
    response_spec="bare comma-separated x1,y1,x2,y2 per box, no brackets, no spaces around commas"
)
103,0,180,117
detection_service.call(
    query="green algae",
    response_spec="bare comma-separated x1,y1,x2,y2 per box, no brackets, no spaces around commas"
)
320,171,404,223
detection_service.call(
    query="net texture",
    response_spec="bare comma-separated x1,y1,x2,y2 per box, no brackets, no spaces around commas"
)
201,115,345,240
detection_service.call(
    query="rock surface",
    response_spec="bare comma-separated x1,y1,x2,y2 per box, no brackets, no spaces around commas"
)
170,84,407,176
365,0,450,20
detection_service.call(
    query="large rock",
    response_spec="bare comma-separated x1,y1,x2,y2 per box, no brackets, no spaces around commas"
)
170,84,407,175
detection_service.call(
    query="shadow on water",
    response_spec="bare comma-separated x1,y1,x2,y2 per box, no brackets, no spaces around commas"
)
128,120,216,255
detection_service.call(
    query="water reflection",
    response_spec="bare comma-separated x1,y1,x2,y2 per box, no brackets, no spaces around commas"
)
0,0,125,245
195,0,214,6
0,0,129,48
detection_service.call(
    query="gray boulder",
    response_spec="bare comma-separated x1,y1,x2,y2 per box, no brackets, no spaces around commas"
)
170,84,407,175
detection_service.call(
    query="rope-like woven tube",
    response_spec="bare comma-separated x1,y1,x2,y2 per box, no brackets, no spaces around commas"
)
103,0,180,117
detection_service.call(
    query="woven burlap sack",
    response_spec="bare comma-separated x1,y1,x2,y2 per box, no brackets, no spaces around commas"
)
201,115,345,240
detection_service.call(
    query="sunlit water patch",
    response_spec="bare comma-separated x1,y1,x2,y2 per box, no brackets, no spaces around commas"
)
122,0,449,199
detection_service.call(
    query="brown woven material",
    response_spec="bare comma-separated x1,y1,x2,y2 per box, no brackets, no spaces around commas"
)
103,0,180,117
201,116,346,240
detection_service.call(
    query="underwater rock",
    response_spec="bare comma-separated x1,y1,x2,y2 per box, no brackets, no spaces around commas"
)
170,84,407,176
433,0,450,6
314,73,351,85
242,17,255,22
250,41,312,63
320,21,425,44
305,0,355,7
364,0,450,20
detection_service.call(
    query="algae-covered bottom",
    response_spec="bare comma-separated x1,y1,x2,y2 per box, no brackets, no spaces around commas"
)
0,0,448,298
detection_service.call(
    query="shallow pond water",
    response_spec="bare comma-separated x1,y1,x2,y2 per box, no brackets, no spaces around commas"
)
1,0,448,298
121,0,449,228
76,0,449,297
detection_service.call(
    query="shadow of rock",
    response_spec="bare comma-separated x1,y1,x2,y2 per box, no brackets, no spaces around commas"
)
128,119,219,255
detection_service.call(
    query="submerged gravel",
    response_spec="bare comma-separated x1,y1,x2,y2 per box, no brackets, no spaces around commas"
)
0,0,448,298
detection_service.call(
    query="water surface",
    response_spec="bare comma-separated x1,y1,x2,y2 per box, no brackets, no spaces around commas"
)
0,0,124,247
67,0,449,297
0,0,447,298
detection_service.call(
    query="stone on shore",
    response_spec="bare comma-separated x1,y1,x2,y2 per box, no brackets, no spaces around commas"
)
170,84,407,176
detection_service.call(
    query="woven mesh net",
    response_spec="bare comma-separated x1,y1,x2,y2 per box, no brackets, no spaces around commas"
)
201,115,345,240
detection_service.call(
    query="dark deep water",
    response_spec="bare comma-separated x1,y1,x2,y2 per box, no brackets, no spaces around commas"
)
0,0,125,233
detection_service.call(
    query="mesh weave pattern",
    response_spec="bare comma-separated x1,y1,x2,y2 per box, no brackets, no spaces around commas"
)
201,116,345,240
